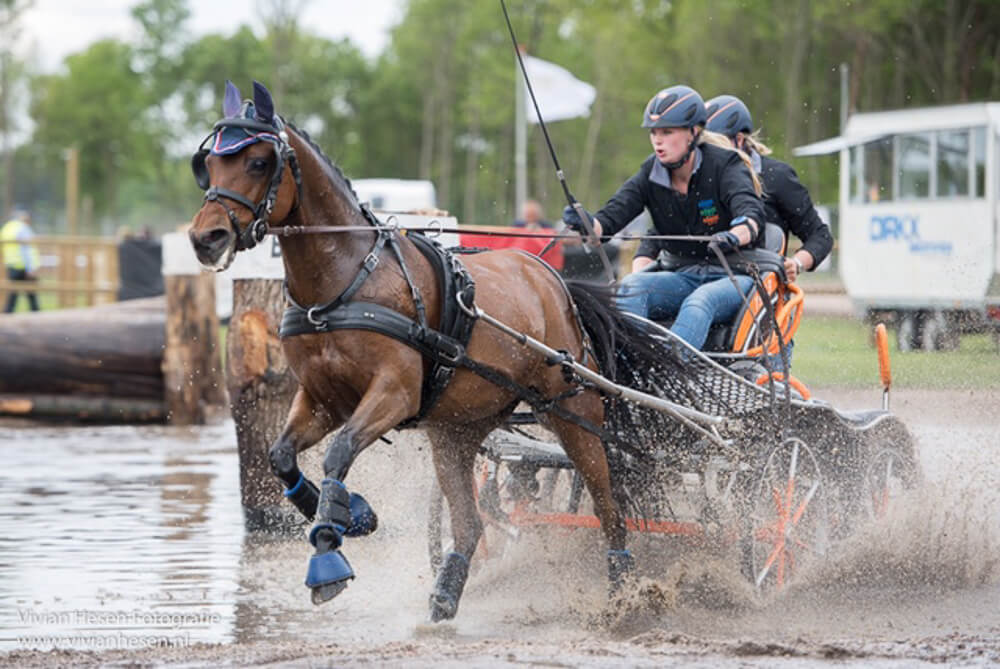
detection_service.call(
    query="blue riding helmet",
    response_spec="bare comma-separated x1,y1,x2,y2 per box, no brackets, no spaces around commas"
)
641,85,707,129
705,95,754,138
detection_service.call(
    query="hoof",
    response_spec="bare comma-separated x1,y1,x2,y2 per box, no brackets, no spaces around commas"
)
429,593,458,622
344,492,378,537
311,580,350,605
305,548,354,605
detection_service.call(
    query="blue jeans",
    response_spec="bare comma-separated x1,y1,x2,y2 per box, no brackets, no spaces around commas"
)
616,267,754,350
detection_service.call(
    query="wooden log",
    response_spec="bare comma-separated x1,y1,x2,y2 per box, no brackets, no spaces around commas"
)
0,393,165,422
163,273,226,425
0,296,166,400
226,278,301,531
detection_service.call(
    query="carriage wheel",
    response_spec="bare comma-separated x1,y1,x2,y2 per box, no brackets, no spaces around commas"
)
746,437,831,591
861,447,917,519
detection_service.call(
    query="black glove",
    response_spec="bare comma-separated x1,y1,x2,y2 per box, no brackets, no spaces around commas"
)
561,204,593,233
710,230,741,253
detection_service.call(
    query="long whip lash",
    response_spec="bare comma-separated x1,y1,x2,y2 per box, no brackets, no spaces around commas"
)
499,0,616,284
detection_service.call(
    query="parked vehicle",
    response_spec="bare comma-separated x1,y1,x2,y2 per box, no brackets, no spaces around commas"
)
795,102,1000,351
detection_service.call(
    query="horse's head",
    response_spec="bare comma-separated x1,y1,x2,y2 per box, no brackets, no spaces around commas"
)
189,80,301,271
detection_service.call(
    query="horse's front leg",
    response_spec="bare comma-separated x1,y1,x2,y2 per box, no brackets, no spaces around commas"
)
268,387,340,522
308,372,418,605
546,391,634,593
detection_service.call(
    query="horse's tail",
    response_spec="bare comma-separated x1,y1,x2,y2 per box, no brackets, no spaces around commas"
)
565,279,704,517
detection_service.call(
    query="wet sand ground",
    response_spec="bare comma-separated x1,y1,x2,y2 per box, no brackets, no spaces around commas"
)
2,386,997,667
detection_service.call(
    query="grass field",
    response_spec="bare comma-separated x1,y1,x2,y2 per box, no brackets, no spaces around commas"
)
793,315,1000,389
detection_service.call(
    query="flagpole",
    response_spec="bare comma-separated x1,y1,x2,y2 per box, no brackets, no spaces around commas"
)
514,45,527,222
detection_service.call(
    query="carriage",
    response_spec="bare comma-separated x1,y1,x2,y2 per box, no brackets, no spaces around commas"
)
187,80,920,622
427,236,919,593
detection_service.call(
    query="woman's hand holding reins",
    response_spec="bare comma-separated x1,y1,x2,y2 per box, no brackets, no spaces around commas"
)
562,204,603,239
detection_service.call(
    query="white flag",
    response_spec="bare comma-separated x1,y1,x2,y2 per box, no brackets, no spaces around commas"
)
522,54,596,123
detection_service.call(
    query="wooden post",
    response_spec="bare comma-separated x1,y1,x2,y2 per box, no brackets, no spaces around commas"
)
163,272,226,424
63,147,79,309
226,278,300,530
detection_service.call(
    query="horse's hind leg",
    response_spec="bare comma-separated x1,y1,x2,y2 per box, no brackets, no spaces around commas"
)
425,420,496,622
545,394,634,591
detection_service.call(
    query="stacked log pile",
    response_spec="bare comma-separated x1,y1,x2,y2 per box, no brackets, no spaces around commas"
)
0,297,167,421
0,272,224,424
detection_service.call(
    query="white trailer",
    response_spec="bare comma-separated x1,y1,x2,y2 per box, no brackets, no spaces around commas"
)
795,102,1000,350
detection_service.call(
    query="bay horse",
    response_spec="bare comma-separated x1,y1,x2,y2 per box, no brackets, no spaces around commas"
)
188,81,674,621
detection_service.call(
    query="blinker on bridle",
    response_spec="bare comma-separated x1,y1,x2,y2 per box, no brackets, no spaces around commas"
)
192,115,303,251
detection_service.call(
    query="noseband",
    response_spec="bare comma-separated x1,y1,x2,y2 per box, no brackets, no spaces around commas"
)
192,116,303,251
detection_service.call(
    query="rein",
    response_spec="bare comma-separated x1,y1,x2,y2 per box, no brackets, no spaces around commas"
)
269,221,716,244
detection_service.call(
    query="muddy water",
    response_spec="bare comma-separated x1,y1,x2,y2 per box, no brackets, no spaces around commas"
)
0,387,997,667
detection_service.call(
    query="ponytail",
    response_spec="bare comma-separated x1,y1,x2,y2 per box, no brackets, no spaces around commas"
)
699,129,763,196
741,129,772,157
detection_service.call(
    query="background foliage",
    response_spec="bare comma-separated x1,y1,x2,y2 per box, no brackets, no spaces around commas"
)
3,0,999,233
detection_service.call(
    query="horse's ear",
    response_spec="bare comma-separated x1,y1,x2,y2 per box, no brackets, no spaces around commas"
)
252,80,275,124
223,80,242,118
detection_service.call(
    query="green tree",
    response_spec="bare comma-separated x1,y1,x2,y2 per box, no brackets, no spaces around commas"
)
0,0,32,217
30,40,153,224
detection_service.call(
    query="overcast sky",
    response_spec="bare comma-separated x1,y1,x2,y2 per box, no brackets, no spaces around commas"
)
20,1,405,72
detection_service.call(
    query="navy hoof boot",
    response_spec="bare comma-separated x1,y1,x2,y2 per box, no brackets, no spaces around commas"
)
608,549,634,593
344,492,378,537
429,552,469,622
306,522,353,605
305,549,354,605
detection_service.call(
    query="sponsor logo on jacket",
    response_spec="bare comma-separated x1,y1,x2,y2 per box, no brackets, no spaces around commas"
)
698,199,719,226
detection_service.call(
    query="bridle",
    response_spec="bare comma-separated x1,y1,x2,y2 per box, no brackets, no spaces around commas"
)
191,115,303,251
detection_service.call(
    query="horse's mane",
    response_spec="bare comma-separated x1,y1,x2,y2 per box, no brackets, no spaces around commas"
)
285,119,360,207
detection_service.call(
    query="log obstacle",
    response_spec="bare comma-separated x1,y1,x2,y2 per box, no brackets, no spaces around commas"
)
0,297,168,422
0,233,227,425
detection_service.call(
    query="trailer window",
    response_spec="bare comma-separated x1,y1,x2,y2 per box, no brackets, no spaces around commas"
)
972,127,985,198
936,129,969,197
863,138,892,202
898,133,930,199
849,146,861,203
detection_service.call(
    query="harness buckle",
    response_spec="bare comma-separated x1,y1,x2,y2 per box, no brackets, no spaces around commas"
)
363,250,380,272
437,342,464,366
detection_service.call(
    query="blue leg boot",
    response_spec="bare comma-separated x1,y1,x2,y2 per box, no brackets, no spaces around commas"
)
429,552,469,622
306,479,355,605
608,549,634,594
343,492,378,537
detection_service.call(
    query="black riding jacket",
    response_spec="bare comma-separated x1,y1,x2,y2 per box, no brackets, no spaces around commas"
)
756,154,833,265
636,151,833,266
597,143,764,261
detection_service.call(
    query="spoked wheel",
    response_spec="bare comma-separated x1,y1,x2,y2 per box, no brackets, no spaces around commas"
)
746,437,831,591
862,447,917,519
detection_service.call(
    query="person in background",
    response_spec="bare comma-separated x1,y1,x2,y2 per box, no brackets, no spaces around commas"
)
561,84,765,351
513,198,553,230
702,94,833,281
2,209,40,313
